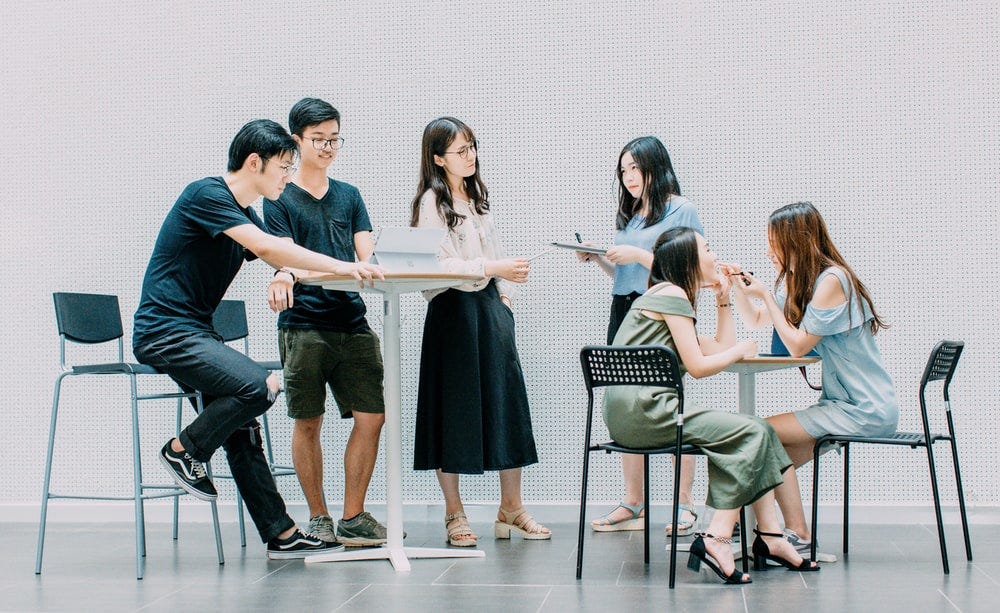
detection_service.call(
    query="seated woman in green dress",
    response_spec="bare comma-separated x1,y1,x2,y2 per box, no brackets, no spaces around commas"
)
603,226,819,584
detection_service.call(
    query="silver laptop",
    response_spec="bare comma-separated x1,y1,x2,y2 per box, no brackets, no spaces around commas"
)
373,227,446,273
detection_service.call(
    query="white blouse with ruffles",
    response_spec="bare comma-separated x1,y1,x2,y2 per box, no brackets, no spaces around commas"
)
414,190,514,302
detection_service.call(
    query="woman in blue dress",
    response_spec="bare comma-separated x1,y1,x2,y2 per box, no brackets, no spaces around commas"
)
578,136,704,536
735,201,898,556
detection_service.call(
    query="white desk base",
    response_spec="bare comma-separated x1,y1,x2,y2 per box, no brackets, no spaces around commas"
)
302,273,485,571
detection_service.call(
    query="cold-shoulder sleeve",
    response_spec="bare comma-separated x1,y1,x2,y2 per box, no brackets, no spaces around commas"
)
801,268,872,336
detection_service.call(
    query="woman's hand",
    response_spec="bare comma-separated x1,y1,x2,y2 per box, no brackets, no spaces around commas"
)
737,338,758,358
710,262,739,300
733,270,768,299
491,258,530,283
604,245,647,265
575,241,597,262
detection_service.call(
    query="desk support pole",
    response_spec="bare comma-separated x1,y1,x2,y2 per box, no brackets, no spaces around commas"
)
382,290,407,569
737,372,755,417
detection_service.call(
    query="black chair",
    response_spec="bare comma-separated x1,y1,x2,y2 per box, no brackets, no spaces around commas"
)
205,299,296,547
576,345,747,588
809,340,972,573
37,293,224,579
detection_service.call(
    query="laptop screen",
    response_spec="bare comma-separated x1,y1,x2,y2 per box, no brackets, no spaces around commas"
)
373,227,446,273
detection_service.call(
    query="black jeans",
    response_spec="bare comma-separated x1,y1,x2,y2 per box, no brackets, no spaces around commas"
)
134,331,295,543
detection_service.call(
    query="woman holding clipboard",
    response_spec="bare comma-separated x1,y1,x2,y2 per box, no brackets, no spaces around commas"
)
577,136,704,536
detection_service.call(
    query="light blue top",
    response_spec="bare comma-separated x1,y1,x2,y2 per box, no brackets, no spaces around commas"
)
611,195,704,295
777,267,899,438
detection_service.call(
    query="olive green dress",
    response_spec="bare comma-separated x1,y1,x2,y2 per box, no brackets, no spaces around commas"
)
602,293,792,510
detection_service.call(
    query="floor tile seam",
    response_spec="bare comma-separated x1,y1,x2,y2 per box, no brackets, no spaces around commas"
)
936,588,963,613
333,583,372,612
535,586,553,613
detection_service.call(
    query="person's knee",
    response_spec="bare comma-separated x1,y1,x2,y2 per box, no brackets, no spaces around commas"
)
353,411,385,435
294,415,323,439
232,374,273,415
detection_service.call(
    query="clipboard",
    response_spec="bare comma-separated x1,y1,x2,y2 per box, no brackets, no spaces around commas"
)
550,242,607,255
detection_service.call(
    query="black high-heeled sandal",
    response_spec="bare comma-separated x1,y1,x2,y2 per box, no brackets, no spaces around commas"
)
751,529,821,572
687,532,751,585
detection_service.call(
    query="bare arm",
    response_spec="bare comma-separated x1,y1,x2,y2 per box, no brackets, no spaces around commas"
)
737,271,843,357
225,223,384,284
643,285,755,378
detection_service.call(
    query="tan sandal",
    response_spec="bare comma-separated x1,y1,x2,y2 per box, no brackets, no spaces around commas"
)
494,506,552,540
445,511,478,547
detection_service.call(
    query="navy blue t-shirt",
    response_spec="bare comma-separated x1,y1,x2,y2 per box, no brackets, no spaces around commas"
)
133,177,263,348
263,179,372,332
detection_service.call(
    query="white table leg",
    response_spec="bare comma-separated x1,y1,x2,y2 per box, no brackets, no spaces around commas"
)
305,289,484,570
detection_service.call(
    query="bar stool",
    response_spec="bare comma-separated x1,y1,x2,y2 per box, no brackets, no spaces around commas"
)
37,293,224,579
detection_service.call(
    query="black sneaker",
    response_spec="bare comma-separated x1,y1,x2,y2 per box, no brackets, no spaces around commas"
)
159,440,217,501
267,529,343,560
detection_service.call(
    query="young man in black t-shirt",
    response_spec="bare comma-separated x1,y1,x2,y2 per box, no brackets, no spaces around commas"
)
264,99,388,546
133,119,384,559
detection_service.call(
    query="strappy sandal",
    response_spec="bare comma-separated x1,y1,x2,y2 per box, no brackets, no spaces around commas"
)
494,506,552,540
591,501,645,532
445,511,478,547
664,503,698,537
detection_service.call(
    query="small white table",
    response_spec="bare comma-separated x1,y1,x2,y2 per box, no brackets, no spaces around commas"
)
725,356,821,417
301,273,485,571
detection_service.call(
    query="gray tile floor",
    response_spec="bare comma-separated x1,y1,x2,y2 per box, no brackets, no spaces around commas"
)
8,514,995,612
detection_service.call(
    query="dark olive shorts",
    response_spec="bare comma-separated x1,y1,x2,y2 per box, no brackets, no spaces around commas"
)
278,328,385,419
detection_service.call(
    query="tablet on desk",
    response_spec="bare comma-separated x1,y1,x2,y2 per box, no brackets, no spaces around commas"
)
373,227,446,273
550,242,607,255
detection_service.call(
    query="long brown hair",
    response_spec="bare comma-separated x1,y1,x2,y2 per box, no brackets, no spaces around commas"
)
409,117,489,229
768,202,887,334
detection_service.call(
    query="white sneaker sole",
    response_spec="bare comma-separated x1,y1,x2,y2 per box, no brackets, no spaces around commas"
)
158,452,217,501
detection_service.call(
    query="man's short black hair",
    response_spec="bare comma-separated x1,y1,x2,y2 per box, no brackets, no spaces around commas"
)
289,98,340,136
227,119,298,172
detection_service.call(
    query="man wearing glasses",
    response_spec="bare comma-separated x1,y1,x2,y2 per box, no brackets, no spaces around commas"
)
133,118,383,559
263,98,389,547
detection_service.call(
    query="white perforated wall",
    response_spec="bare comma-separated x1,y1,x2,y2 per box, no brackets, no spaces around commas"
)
2,1,998,513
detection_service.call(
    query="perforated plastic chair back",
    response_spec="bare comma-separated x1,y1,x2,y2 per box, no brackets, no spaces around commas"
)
211,300,250,343
580,344,683,397
920,340,964,401
53,292,123,344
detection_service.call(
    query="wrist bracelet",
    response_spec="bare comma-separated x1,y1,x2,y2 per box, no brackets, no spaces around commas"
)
273,268,296,283
717,302,733,308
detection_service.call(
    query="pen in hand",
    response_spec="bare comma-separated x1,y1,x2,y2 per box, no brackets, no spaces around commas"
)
575,232,583,243
727,270,754,286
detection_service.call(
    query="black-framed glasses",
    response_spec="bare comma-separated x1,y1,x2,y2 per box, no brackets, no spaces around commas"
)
443,143,477,160
308,137,345,150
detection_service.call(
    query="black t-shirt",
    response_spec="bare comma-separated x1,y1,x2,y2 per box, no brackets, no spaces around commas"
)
133,177,263,348
263,179,373,332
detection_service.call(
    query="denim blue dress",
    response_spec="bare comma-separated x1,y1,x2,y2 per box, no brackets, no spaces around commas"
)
777,267,899,438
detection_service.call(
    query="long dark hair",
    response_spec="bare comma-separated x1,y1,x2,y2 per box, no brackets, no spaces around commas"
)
768,202,887,334
649,226,701,310
409,117,489,229
616,136,681,230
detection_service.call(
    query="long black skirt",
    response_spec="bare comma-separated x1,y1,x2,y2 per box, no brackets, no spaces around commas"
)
413,280,539,474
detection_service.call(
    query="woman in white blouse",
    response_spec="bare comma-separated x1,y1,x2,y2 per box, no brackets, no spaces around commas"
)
409,117,550,547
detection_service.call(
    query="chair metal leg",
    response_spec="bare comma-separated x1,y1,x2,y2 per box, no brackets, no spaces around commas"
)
947,432,973,561
924,441,950,574
36,373,68,575
738,507,748,574
575,448,592,579
236,489,247,547
810,441,821,563
643,454,651,565
172,397,183,540
842,443,850,555
130,377,146,580
668,450,680,589
202,462,225,566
